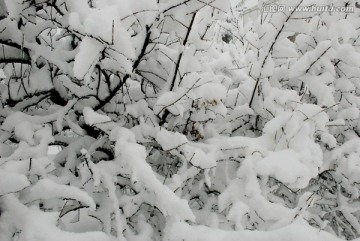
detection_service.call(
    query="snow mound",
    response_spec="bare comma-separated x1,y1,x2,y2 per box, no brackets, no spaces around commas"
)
256,150,311,188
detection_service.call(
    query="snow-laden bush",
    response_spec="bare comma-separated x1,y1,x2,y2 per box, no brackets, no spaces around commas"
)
0,0,360,240
229,0,360,239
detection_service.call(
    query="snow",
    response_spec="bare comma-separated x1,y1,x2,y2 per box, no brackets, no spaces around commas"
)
237,0,258,10
0,170,30,195
73,37,104,81
329,19,356,44
83,107,111,126
0,143,14,158
156,129,188,151
2,157,54,177
334,78,355,92
226,201,250,230
182,143,218,169
337,104,359,120
289,40,332,79
336,44,360,67
112,127,195,222
27,178,96,210
256,150,311,188
163,220,351,241
14,121,47,145
1,194,109,241
1,0,360,240
300,72,336,107
194,83,227,103
1,99,77,134
4,0,22,18
154,89,189,117
66,115,85,136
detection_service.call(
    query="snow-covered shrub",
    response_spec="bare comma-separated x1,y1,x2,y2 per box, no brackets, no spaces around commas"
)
228,0,360,239
1,0,360,240
0,0,231,240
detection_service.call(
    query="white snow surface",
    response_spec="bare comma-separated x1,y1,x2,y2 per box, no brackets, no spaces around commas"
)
112,127,195,221
156,129,188,151
83,107,111,126
0,170,30,195
164,220,357,241
256,149,311,188
27,178,96,210
1,0,360,240
73,37,103,81
1,195,109,241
